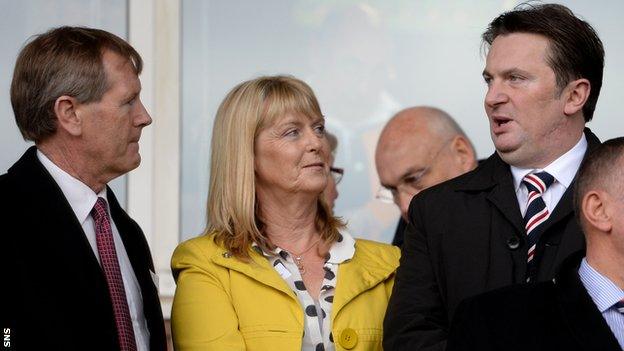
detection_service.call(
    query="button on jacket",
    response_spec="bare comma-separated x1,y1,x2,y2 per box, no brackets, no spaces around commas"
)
171,233,400,350
383,129,600,351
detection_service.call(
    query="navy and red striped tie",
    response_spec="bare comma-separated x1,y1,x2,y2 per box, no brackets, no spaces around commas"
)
522,171,554,282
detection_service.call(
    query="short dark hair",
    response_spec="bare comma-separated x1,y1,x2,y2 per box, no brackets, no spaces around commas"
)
10,26,143,142
482,3,604,122
574,138,624,228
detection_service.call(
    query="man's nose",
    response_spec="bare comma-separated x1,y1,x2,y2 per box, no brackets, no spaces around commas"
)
397,191,415,220
135,100,152,127
484,80,509,108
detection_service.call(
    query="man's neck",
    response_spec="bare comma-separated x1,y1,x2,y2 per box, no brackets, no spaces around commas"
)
586,244,624,291
37,140,107,193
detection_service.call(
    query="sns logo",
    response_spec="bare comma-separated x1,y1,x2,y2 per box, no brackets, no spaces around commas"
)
3,328,9,348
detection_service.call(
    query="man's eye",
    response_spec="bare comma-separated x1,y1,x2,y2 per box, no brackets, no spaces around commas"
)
404,176,420,186
509,74,523,82
483,76,492,85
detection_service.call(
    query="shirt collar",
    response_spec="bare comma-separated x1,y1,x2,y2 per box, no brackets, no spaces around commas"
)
578,258,624,313
510,133,587,192
37,149,108,225
253,229,356,264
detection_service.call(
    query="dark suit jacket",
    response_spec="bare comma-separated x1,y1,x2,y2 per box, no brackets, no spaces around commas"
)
0,147,166,351
383,129,600,351
446,251,622,351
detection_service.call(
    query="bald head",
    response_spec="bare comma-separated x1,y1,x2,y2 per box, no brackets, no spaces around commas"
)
375,106,477,219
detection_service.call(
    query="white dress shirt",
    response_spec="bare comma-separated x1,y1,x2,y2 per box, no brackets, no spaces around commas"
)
37,150,150,351
510,134,587,217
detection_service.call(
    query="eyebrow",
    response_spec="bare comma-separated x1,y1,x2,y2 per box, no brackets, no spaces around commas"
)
482,68,531,78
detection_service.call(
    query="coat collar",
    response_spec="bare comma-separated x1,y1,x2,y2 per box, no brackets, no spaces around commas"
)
210,237,399,319
452,128,601,236
211,243,298,300
332,239,399,318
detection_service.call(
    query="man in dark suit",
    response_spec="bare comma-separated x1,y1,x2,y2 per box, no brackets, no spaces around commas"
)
0,27,166,351
383,4,605,350
374,106,478,247
447,138,624,351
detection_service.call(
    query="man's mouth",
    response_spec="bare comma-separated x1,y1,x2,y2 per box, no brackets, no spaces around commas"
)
493,116,512,127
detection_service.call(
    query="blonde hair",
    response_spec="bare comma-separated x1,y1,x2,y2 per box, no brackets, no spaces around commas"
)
207,75,344,259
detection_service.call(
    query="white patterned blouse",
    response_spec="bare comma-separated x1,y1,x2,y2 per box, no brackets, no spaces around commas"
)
253,231,356,351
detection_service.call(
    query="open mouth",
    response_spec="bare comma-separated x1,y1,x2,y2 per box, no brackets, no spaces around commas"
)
493,116,512,127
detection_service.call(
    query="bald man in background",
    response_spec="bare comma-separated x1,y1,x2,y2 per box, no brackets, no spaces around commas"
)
375,106,478,246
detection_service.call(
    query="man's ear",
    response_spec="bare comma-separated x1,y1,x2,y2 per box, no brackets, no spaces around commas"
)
582,190,612,233
450,135,477,173
54,95,83,136
563,78,590,116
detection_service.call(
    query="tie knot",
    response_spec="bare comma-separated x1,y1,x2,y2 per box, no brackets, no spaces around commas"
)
522,171,554,194
91,197,109,221
615,299,624,313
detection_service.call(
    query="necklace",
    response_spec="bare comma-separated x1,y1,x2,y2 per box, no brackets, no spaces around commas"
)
284,237,321,275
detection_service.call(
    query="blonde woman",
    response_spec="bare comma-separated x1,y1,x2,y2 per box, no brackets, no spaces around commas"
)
171,75,399,351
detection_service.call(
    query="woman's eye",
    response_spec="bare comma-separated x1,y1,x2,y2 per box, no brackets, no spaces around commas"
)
285,129,299,137
314,124,325,135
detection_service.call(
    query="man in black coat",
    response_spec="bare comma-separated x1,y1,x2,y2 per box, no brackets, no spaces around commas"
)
447,138,624,351
0,27,166,351
384,4,606,350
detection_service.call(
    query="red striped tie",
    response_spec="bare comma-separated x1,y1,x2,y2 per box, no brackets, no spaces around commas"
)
522,172,554,282
91,197,138,351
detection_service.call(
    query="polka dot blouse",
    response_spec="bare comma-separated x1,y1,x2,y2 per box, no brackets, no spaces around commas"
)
253,231,355,351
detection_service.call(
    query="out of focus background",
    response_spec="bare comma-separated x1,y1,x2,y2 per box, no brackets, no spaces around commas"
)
2,0,623,325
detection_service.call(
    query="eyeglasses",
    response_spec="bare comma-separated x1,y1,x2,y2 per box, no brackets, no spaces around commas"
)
375,139,453,204
330,167,344,184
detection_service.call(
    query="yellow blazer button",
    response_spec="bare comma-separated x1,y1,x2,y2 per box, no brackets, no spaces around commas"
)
339,328,358,349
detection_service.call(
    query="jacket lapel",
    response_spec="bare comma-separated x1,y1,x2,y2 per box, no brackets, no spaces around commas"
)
457,153,527,281
211,249,297,300
108,189,166,349
555,252,621,350
332,243,398,318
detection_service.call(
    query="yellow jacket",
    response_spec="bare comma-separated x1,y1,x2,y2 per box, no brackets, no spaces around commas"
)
171,233,400,351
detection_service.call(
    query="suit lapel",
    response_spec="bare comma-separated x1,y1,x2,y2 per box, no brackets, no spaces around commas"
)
108,188,166,350
484,155,525,236
555,253,621,350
